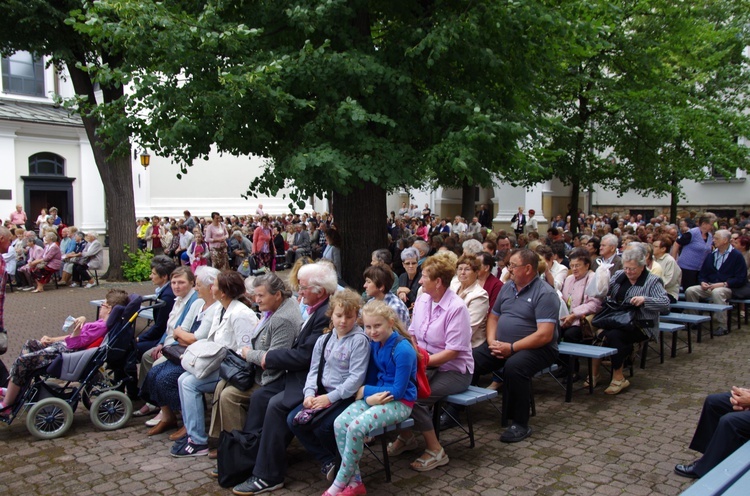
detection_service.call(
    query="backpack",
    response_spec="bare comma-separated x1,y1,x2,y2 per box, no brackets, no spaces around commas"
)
391,335,431,399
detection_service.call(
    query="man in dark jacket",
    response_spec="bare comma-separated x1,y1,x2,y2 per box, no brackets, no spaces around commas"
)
685,229,747,336
135,255,176,358
230,262,337,495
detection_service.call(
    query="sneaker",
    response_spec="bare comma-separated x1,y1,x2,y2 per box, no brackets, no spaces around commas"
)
170,435,189,455
85,282,96,289
321,461,337,481
500,423,533,443
171,437,208,457
69,283,79,288
341,483,367,496
22,286,34,291
232,476,284,495
209,467,219,478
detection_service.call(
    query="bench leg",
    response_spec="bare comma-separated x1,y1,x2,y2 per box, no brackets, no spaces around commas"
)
659,333,665,364
587,358,594,395
466,406,475,449
380,434,391,483
671,332,677,358
433,400,443,442
565,355,575,402
639,341,647,370
709,314,713,339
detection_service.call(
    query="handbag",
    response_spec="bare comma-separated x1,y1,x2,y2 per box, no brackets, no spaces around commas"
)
592,299,642,333
162,344,187,365
181,340,226,379
219,348,256,390
217,429,258,488
576,274,597,342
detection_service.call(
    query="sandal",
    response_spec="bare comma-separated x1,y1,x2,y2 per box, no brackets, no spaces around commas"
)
583,374,600,389
410,448,449,472
604,379,630,395
387,434,418,456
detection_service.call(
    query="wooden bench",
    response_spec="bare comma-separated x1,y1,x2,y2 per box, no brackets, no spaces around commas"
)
364,418,415,482
728,298,750,330
643,322,687,365
670,301,733,342
433,386,498,448
558,342,617,402
680,441,750,495
661,313,711,353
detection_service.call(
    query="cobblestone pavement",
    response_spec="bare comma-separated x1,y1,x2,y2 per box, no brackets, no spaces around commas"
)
1,275,747,495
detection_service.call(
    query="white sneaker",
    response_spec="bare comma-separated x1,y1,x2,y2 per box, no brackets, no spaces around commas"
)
69,283,78,288
22,286,34,291
85,283,96,289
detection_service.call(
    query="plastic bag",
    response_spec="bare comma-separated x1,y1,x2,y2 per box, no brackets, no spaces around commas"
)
62,315,76,333
585,260,613,298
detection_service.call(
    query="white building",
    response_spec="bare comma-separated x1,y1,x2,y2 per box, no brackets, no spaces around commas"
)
2,50,747,233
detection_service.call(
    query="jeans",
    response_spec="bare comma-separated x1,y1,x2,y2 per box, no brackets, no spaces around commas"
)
177,369,221,445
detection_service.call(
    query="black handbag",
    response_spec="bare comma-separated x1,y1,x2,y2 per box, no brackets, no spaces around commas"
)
592,300,643,333
219,348,255,390
217,429,258,488
162,344,187,366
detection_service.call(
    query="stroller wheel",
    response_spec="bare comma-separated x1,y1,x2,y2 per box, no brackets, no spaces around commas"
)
90,391,132,431
81,368,115,411
26,397,75,440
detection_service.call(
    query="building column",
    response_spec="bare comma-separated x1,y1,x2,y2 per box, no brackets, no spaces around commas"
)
0,126,19,216
78,132,107,232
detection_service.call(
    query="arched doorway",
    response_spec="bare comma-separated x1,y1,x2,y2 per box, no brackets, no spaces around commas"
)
22,152,75,228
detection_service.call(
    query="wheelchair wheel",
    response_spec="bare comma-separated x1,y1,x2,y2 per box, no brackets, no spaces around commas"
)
81,368,114,411
90,391,132,431
26,397,75,440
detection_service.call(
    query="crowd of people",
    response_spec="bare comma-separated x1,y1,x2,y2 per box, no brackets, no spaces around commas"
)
3,203,750,493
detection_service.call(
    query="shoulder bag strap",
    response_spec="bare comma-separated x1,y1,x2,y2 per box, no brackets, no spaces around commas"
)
316,332,334,395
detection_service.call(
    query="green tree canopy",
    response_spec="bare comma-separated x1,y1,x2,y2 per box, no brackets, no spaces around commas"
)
76,0,570,284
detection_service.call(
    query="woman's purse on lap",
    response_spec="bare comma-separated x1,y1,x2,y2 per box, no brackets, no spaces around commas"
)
162,344,187,366
592,299,643,334
219,348,255,390
181,341,226,379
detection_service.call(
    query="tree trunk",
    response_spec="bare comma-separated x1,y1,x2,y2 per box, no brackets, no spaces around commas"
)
67,63,137,281
569,176,580,237
333,182,388,290
461,180,475,221
669,173,679,225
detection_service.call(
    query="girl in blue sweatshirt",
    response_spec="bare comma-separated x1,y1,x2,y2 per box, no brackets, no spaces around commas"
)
323,300,417,496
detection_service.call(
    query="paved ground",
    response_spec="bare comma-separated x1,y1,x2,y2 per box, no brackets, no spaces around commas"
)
1,265,746,495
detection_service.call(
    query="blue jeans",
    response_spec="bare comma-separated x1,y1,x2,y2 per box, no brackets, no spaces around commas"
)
177,369,220,445
287,400,352,466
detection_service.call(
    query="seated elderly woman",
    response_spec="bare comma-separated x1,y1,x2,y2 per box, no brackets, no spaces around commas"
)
207,273,302,452
363,265,411,328
172,271,258,457
587,243,669,395
61,229,84,285
71,232,103,288
0,289,130,413
26,232,63,293
559,248,603,344
450,254,489,350
15,235,43,290
139,267,221,436
388,253,473,472
396,247,422,310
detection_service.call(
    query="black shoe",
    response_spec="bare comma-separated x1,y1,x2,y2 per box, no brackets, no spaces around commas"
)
714,327,729,336
674,463,700,479
500,423,532,443
439,407,461,431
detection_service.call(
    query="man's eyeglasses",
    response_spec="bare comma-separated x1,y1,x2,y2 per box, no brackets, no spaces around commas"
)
403,262,418,266
507,262,528,271
299,285,317,292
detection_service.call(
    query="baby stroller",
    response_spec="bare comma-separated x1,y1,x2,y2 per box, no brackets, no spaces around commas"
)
0,294,159,439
